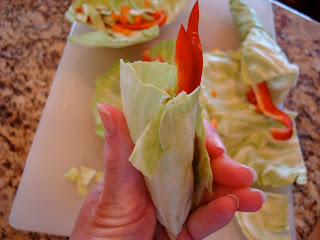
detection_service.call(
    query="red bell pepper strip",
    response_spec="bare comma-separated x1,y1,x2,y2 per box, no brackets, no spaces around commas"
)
175,0,203,95
76,7,82,13
252,81,293,141
187,0,202,83
246,88,257,105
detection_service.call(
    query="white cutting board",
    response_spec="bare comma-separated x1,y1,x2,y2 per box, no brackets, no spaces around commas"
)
9,0,295,239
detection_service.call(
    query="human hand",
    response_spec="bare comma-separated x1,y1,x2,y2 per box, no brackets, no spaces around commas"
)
70,104,266,240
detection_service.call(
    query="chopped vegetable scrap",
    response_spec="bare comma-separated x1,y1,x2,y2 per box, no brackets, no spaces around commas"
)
210,119,219,129
211,89,217,97
64,166,103,196
95,172,104,182
142,49,164,62
64,167,79,183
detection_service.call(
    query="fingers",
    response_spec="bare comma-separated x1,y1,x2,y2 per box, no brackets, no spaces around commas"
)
203,119,226,158
211,154,257,187
187,195,238,240
97,104,146,204
202,183,266,212
204,119,257,188
154,222,171,240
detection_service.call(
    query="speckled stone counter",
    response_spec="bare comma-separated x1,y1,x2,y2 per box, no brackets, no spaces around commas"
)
0,0,319,239
273,3,320,239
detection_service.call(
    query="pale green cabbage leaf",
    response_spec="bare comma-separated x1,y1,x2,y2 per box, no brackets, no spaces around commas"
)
91,40,176,137
91,61,123,138
67,26,160,48
120,60,212,237
66,0,188,47
230,0,299,105
197,0,307,187
201,50,307,187
236,192,292,240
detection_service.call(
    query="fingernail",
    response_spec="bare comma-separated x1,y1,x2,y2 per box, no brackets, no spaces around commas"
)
97,103,116,136
250,189,267,204
211,132,226,153
213,135,226,150
227,194,239,210
241,165,257,182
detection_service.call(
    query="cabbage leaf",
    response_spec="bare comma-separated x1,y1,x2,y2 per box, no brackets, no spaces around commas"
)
201,50,307,187
236,192,292,240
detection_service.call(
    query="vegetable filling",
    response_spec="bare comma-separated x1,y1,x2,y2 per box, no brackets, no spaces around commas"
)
75,1,167,36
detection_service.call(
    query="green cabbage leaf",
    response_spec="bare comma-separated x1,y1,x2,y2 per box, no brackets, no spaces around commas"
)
236,192,292,240
91,43,212,236
120,60,212,237
230,0,299,105
91,40,176,137
201,50,307,187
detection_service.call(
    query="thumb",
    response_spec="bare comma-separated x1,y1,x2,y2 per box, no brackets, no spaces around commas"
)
97,104,145,203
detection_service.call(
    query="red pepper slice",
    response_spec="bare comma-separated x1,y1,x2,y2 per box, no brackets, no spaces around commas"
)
175,0,202,95
246,88,257,105
252,81,293,141
76,7,82,13
116,9,167,30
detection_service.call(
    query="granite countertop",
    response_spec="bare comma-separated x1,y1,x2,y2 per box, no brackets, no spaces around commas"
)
0,0,319,239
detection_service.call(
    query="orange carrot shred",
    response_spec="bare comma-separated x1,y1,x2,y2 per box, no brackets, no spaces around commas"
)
121,6,130,14
110,13,119,21
142,49,151,61
153,56,164,62
119,14,128,24
144,0,151,8
134,15,143,25
112,24,124,33
211,90,217,97
122,29,131,36
210,119,219,129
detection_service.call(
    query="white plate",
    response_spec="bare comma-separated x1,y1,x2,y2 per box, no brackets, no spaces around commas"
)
9,0,295,239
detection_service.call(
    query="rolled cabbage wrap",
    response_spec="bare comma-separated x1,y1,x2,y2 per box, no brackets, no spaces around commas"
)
119,2,212,237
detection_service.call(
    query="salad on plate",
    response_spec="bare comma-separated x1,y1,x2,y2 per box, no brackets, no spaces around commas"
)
65,0,189,48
